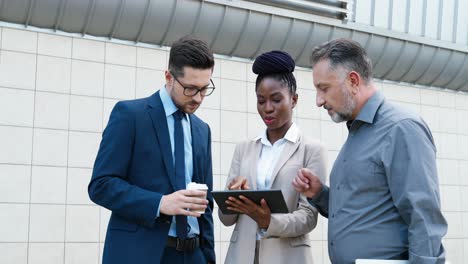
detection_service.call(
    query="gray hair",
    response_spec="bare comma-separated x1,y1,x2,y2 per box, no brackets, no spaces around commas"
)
310,38,373,83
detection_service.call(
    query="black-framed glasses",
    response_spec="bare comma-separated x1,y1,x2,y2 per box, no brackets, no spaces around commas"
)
171,72,216,97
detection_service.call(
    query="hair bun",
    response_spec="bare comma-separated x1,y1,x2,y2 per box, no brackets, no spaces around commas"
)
252,50,295,75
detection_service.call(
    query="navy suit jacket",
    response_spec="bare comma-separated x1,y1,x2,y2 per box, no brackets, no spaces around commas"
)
88,91,215,264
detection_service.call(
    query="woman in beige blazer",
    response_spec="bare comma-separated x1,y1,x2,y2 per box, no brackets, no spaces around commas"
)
218,51,327,264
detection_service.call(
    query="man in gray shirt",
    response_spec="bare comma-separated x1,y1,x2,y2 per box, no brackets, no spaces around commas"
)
293,38,447,263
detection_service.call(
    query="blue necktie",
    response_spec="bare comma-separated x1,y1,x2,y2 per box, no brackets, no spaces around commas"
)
174,110,188,239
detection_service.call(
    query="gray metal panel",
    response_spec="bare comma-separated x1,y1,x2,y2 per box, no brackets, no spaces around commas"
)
0,0,467,91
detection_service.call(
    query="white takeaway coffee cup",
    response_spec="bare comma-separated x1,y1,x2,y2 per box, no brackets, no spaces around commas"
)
187,182,208,214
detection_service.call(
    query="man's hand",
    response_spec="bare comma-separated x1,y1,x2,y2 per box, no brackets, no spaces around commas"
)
159,189,208,217
292,168,323,199
226,196,271,229
228,176,250,190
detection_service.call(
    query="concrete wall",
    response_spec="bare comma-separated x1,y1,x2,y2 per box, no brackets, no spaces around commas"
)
0,26,467,263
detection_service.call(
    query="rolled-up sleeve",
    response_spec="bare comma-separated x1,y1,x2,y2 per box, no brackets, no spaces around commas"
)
382,119,447,263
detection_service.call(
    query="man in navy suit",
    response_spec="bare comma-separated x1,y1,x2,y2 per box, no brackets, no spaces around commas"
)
89,36,216,264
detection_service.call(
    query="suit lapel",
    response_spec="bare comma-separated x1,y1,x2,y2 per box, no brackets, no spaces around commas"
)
147,91,177,191
268,136,301,188
249,140,262,190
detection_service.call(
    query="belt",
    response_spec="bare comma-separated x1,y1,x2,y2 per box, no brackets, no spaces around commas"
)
167,236,200,252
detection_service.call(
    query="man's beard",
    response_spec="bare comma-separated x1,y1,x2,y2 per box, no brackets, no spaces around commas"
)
330,85,356,123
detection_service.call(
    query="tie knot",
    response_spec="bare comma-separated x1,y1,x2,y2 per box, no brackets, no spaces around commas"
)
174,110,185,121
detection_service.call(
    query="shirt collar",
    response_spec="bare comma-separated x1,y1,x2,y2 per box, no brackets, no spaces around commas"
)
160,86,186,119
353,90,385,125
255,123,299,146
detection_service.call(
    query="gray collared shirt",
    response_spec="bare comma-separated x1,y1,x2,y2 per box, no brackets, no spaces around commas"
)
310,91,447,264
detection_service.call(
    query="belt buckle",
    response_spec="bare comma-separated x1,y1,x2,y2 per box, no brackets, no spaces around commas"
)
175,238,185,251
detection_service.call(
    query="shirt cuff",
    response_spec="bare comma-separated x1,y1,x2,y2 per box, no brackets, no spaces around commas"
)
308,184,328,204
257,228,268,238
155,199,162,219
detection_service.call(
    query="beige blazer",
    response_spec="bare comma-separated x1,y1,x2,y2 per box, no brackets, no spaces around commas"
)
218,131,327,264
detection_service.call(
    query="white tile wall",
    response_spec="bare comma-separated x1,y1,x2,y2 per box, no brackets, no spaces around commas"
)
67,168,93,205
30,166,67,204
0,204,30,242
0,243,28,264
220,79,247,112
68,131,100,168
28,243,65,264
136,47,167,70
104,64,136,100
0,87,34,126
105,43,136,67
72,38,105,62
0,164,30,203
1,28,37,53
29,204,66,242
36,55,71,94
65,205,100,242
0,126,33,164
69,95,103,132
32,129,69,166
1,25,467,263
34,92,70,129
70,60,105,97
220,111,247,143
220,59,246,81
135,68,163,98
0,50,36,90
38,33,72,58
65,243,99,264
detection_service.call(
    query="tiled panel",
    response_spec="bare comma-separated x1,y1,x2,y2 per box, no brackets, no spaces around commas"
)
135,68,163,98
220,111,247,143
0,87,34,126
0,126,33,164
32,129,68,166
65,243,99,264
136,47,167,70
68,131,101,168
105,43,136,67
104,64,136,100
0,204,29,242
38,33,72,58
28,243,65,264
0,50,36,90
220,59,247,81
69,95,103,132
71,60,105,97
72,38,105,62
1,28,37,53
36,55,71,94
220,79,247,112
65,205,100,242
29,204,66,242
34,91,70,129
0,243,28,264
67,168,93,205
0,164,30,203
30,166,67,204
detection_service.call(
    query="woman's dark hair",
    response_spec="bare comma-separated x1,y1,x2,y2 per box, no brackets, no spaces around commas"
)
252,50,297,95
169,35,215,78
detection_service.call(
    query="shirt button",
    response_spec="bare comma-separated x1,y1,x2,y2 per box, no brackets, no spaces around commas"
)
332,213,335,218
330,241,334,246
337,185,340,190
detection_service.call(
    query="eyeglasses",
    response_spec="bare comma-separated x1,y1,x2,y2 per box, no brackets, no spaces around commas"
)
171,72,215,97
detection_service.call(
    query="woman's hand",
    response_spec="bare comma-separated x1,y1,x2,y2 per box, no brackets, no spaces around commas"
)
228,176,250,190
225,196,271,229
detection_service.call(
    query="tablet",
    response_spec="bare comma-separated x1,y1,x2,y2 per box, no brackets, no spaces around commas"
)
212,189,289,215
